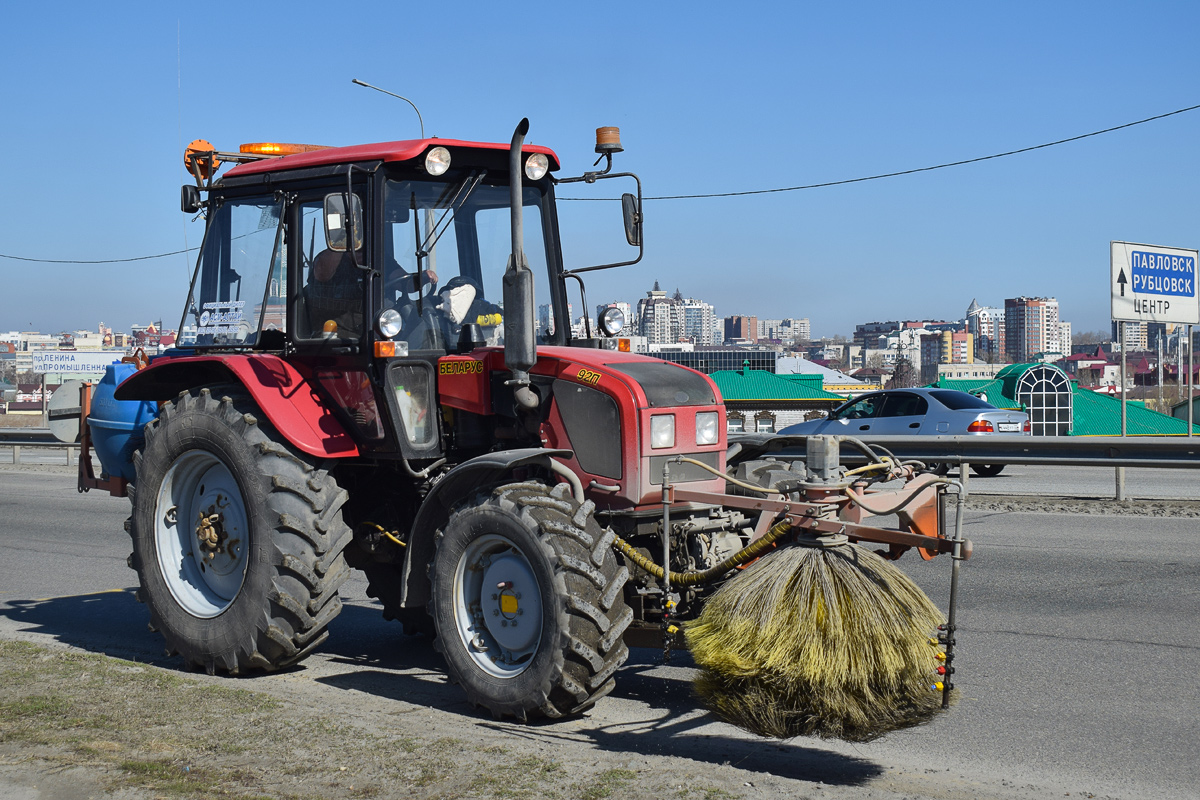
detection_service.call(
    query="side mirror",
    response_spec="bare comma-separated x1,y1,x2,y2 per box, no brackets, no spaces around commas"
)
621,193,641,247
181,185,202,214
323,193,364,252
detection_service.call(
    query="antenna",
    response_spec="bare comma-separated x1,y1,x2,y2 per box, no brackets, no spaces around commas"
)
352,79,426,139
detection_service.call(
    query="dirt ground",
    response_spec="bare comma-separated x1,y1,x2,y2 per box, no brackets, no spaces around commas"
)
966,493,1200,517
0,639,916,800
0,617,1118,800
2,639,717,800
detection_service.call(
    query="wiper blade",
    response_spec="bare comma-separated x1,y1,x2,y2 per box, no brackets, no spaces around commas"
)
418,169,486,255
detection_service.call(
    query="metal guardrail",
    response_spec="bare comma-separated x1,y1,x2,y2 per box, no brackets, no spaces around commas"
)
0,428,77,465
8,426,1200,483
729,432,1200,501
0,428,57,445
731,433,1200,469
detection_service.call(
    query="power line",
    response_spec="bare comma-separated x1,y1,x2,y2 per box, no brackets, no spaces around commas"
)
562,101,1200,200
2,102,1197,265
0,247,196,264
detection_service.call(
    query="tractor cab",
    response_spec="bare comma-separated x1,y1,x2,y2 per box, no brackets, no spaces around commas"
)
172,132,644,461
179,134,638,350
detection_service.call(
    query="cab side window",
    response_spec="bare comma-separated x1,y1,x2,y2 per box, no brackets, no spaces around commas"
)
295,197,366,341
879,393,928,418
837,395,881,420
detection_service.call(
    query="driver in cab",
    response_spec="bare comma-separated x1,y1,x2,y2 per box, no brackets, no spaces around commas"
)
306,248,364,339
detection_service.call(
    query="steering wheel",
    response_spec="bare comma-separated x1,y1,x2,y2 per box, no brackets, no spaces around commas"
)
385,267,439,304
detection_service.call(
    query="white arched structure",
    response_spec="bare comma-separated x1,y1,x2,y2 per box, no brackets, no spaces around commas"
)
1016,364,1073,436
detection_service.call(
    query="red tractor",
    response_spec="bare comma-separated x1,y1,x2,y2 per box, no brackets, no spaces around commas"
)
96,120,960,723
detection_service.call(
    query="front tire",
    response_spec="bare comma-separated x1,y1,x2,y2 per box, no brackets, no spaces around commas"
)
128,387,352,674
970,463,1005,477
430,481,631,721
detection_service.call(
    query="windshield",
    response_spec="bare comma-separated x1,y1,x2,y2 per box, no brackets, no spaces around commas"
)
383,176,553,350
181,194,285,347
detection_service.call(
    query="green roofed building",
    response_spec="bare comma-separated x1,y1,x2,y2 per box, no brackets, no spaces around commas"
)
709,366,844,434
929,362,1198,436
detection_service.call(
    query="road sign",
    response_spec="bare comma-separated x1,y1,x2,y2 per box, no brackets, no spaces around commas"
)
31,351,123,374
47,380,84,443
1111,241,1200,325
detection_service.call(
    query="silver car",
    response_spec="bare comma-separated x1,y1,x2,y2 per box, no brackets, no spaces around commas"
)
778,388,1030,476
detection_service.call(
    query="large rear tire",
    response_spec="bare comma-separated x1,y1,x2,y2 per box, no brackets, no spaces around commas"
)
430,481,631,721
127,387,352,674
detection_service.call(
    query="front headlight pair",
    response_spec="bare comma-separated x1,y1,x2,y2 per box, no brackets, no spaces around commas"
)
650,411,720,449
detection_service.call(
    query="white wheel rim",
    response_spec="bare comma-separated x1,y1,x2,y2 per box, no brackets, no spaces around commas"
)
154,450,250,618
453,534,543,678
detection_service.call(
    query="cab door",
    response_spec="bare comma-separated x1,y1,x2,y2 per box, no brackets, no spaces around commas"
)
827,392,884,433
871,392,929,434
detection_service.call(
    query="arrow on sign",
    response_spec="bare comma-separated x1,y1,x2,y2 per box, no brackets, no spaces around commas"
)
1117,268,1128,296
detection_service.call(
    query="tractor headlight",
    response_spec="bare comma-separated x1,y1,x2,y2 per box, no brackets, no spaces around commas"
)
598,306,626,337
650,415,675,449
695,412,719,445
525,152,549,181
425,146,451,176
377,308,403,338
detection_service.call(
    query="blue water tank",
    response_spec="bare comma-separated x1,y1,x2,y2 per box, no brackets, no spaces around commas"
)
88,362,158,481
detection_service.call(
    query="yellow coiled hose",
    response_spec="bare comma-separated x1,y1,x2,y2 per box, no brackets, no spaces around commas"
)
613,520,793,588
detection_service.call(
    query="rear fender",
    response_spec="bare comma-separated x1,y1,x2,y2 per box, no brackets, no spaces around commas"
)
399,448,573,608
114,354,358,458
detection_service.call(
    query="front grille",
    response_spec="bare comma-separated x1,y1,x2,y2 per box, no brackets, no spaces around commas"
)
648,452,721,484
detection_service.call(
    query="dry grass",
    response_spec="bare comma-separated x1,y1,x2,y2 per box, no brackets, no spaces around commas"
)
0,640,745,800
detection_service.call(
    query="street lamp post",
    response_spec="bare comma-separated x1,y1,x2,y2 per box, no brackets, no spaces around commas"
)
351,78,426,139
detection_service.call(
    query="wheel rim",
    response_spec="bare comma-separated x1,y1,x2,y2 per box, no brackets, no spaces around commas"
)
452,534,543,678
154,450,250,618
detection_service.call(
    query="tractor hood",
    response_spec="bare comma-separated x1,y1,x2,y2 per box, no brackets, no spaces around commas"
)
532,347,720,409
601,361,717,407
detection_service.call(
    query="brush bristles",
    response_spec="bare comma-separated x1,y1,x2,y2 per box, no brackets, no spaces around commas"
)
686,542,951,742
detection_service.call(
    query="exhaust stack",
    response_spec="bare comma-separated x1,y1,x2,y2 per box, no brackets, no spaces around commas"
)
503,118,539,410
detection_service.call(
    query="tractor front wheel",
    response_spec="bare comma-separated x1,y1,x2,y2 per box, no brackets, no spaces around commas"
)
127,387,352,674
430,482,631,720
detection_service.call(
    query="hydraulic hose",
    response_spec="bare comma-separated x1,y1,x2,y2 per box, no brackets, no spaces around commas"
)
843,477,954,516
613,519,793,588
843,457,895,478
670,456,776,495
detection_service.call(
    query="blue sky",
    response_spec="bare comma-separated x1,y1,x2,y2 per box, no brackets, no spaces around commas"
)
2,1,1198,339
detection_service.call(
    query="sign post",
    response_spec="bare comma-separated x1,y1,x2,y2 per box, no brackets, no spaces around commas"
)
1110,242,1200,497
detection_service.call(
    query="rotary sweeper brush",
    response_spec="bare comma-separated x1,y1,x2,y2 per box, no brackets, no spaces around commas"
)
56,114,970,742
615,435,967,741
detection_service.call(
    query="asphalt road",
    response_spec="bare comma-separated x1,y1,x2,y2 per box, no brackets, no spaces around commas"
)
1,467,1198,799
956,462,1200,500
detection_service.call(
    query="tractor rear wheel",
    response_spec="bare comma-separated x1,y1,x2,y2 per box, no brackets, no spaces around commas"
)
429,481,631,721
127,387,352,674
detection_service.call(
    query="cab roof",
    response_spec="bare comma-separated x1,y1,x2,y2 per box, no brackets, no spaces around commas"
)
224,138,561,178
